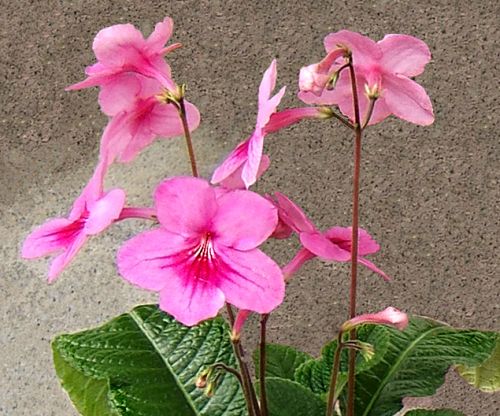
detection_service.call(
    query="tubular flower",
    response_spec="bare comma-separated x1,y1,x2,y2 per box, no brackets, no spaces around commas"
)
22,162,125,282
272,192,389,281
299,30,434,126
67,17,180,91
117,177,285,326
98,73,200,164
341,307,409,332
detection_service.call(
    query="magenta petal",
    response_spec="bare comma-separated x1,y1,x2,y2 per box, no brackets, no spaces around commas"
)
98,73,142,116
211,138,250,185
324,226,380,256
48,232,88,282
85,188,125,235
282,248,315,281
273,192,316,234
300,232,351,261
324,30,382,63
219,154,270,190
383,74,434,125
93,23,146,65
241,131,264,188
159,276,225,327
146,17,174,52
117,228,195,291
215,247,284,314
155,177,217,236
265,107,327,134
358,257,390,281
22,218,75,258
212,189,277,250
379,34,431,77
148,100,200,137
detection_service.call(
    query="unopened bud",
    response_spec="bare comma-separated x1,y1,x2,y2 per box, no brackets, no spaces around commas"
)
195,368,212,389
364,83,380,99
357,341,375,361
204,381,216,397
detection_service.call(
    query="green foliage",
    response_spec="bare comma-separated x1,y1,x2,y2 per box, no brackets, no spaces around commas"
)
345,316,497,416
294,325,390,397
52,305,245,416
252,343,312,380
265,377,326,416
456,335,500,392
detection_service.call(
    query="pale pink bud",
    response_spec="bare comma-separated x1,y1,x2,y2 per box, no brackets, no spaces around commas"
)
341,307,409,332
298,48,345,95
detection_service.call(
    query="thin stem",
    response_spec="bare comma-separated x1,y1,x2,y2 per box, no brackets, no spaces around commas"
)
347,57,363,416
178,97,199,177
211,363,244,386
232,338,260,416
326,331,345,416
117,207,157,221
259,314,270,416
225,303,236,326
361,97,377,129
331,110,355,130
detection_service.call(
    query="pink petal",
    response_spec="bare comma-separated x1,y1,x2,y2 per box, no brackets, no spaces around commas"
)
92,23,146,65
257,86,286,128
282,248,315,281
298,49,345,95
324,226,380,256
98,73,142,116
117,123,157,163
22,218,75,258
264,107,330,134
273,192,316,234
324,30,382,63
159,276,225,327
84,188,126,235
343,307,408,331
48,232,88,282
300,232,351,261
241,130,264,188
219,154,270,190
146,17,174,52
117,228,196,291
358,257,390,281
148,99,200,137
378,34,431,77
211,138,250,185
214,246,285,314
212,189,278,250
258,59,278,109
155,177,217,236
232,309,252,338
382,74,434,125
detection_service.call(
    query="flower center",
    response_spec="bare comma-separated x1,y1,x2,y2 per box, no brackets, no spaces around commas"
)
194,232,215,263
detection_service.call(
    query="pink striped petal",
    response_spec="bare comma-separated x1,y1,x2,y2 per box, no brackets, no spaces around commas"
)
212,189,277,250
241,130,264,188
48,232,88,283
273,192,316,234
324,226,380,256
211,138,250,185
146,17,174,52
22,218,76,258
93,23,146,65
219,154,270,190
324,30,382,64
155,177,217,236
215,247,284,314
300,232,351,261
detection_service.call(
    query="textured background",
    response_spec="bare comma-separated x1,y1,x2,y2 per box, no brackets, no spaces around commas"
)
1,0,498,414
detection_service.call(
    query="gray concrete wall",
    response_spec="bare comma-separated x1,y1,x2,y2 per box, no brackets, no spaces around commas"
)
1,0,498,414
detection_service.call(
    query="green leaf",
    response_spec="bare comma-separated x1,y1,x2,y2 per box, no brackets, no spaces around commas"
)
264,377,326,416
456,335,500,392
253,343,312,380
404,409,465,416
294,324,390,397
52,304,246,416
52,345,119,416
347,316,497,416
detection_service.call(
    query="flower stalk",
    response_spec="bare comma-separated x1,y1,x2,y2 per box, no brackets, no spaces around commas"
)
346,54,363,416
259,314,270,416
178,94,199,177
326,331,345,416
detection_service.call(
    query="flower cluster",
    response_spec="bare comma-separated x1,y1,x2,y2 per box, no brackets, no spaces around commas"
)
23,18,433,328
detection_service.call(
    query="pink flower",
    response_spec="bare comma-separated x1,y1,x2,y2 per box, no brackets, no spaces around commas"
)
341,307,409,332
117,177,285,326
211,60,286,189
299,31,434,126
272,192,389,281
22,165,125,282
298,48,346,95
67,17,180,91
98,73,200,163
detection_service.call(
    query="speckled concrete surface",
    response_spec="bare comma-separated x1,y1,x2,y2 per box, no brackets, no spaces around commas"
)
1,0,498,415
